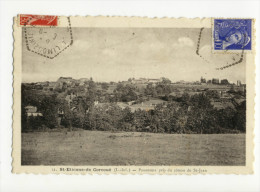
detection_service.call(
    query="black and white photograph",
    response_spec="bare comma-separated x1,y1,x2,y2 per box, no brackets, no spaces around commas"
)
20,24,248,167
0,1,259,192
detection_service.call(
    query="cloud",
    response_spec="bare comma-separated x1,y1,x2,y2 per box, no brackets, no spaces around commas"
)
138,41,166,52
173,37,194,48
102,49,117,57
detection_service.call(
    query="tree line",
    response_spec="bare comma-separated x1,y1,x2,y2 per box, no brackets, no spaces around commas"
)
22,83,246,134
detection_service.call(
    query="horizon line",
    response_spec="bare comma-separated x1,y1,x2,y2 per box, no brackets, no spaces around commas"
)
22,76,244,84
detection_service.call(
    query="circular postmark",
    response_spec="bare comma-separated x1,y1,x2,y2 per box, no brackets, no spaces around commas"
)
215,49,244,70
23,17,73,59
196,27,245,71
196,27,210,64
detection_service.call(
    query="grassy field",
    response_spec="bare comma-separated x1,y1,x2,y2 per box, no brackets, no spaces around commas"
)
22,130,245,166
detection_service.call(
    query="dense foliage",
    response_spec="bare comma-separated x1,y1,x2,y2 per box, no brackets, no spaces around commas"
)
22,81,246,134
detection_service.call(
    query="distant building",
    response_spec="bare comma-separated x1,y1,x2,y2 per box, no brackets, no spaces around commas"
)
221,79,229,85
58,77,73,82
237,80,242,86
132,78,147,84
78,78,90,86
212,78,219,84
57,77,75,86
25,106,43,117
207,80,212,84
131,78,162,84
148,78,161,84
78,78,89,82
177,80,191,84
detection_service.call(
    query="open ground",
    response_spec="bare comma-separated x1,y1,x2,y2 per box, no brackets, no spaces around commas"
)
22,130,245,166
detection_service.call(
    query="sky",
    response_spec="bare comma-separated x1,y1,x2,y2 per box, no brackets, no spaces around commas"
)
22,27,246,83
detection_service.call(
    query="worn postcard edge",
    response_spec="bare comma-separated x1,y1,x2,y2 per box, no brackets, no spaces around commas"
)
12,16,256,175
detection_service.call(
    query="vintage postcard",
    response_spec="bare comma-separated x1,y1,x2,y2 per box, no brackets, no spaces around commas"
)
13,15,255,174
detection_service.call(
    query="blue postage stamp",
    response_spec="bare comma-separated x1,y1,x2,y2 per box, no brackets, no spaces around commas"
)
214,19,252,50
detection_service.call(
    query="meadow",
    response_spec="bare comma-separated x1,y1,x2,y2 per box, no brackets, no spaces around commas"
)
22,130,245,166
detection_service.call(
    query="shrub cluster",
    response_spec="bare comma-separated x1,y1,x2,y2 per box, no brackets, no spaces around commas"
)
22,90,246,134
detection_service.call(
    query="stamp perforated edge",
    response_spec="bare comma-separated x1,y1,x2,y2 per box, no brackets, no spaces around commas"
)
12,15,255,175
211,18,256,54
18,14,59,27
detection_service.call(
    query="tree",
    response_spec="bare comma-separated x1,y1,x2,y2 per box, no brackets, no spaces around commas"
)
187,108,217,134
120,107,134,131
28,115,44,130
39,95,59,129
180,92,190,105
234,101,246,132
101,82,109,90
21,85,28,132
122,107,133,122
21,104,28,132
133,109,149,132
187,93,217,134
161,77,171,84
83,103,124,131
217,107,236,130
155,83,171,96
145,83,154,95
190,93,213,109
153,105,170,133
205,90,220,99
85,80,97,108
115,83,138,102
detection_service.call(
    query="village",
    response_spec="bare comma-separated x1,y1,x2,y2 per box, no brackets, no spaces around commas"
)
23,76,246,118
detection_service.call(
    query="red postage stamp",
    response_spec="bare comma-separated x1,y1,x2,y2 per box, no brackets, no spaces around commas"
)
19,14,58,26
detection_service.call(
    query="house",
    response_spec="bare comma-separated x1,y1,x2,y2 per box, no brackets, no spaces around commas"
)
58,77,73,83
78,78,89,82
25,106,43,117
212,78,219,84
131,77,163,84
56,77,76,88
132,78,147,84
221,79,229,85
78,78,90,86
147,78,161,84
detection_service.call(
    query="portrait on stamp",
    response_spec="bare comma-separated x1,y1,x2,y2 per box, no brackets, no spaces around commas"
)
214,19,252,50
12,16,255,174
